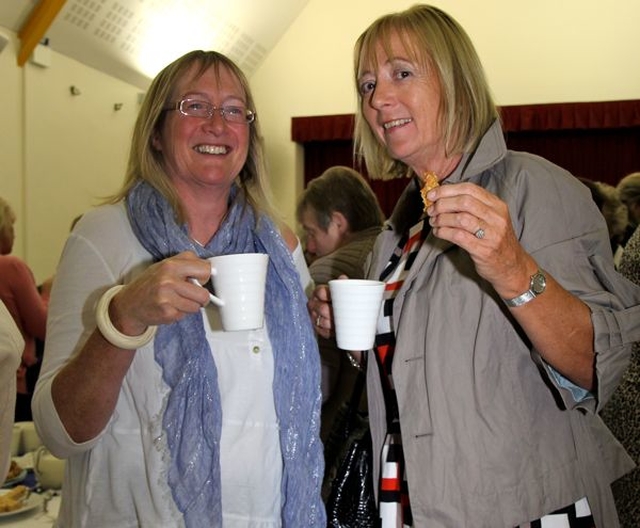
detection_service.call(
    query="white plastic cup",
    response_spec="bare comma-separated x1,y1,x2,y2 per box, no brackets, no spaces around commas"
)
207,253,269,331
329,279,385,351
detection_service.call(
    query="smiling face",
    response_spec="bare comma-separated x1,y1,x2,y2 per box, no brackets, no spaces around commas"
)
357,32,445,175
152,64,251,196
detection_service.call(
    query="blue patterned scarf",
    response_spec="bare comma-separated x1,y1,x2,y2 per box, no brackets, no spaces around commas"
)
126,181,325,527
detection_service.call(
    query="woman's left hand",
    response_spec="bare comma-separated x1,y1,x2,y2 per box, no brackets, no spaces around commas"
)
426,181,596,390
425,182,531,297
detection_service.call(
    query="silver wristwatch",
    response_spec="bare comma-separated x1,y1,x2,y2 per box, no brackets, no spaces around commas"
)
503,269,546,307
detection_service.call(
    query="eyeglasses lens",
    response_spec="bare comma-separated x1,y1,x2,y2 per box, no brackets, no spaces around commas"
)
178,99,254,124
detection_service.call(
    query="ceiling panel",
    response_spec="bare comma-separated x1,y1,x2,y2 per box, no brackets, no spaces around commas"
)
0,0,310,88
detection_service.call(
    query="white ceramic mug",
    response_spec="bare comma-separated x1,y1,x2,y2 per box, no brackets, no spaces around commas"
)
33,446,65,490
206,253,269,331
329,279,385,351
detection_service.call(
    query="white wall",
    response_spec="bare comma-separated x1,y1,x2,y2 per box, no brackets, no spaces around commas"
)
0,31,142,282
252,0,640,226
24,50,141,282
1,0,639,282
0,30,24,259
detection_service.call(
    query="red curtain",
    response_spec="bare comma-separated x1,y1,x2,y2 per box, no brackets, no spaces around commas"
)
292,100,640,218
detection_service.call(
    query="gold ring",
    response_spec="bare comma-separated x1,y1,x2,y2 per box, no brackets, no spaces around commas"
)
316,314,322,327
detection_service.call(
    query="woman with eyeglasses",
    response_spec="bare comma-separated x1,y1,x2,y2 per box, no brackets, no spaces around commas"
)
32,50,324,527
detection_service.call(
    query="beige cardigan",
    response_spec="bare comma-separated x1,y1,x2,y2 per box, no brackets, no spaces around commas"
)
365,120,640,527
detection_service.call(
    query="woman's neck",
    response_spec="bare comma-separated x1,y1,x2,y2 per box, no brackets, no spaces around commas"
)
414,153,462,185
178,186,231,246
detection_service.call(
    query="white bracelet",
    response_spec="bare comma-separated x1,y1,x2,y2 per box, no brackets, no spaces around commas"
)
95,285,157,350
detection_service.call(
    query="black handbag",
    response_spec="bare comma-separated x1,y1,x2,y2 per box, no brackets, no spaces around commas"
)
323,371,377,527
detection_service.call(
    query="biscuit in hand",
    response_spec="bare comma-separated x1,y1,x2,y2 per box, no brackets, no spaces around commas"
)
420,171,439,212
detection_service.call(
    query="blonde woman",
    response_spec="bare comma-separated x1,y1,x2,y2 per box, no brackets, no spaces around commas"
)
311,5,640,527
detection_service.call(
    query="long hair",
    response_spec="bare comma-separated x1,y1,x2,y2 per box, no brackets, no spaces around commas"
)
107,50,273,224
353,4,498,180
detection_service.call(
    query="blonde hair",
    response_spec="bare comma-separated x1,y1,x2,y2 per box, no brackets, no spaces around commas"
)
107,50,273,224
353,4,498,180
0,197,15,234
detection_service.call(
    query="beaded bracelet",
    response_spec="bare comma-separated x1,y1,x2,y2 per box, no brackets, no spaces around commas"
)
346,351,364,371
95,285,157,350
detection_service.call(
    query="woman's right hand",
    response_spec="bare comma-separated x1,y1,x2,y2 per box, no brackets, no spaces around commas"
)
49,251,214,443
108,251,213,337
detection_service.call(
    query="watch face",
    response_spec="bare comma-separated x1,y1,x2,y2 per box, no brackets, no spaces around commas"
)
531,271,546,295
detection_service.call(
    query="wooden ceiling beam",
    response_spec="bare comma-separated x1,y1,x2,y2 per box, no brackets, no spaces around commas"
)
17,0,67,66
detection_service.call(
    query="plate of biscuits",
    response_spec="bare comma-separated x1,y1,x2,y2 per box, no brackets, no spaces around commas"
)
2,461,27,488
0,485,43,517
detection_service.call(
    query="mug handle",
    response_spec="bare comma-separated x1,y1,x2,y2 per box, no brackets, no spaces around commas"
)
33,445,46,476
188,277,224,307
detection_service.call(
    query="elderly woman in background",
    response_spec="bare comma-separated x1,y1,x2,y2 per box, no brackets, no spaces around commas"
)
310,5,640,527
33,50,324,527
0,197,47,422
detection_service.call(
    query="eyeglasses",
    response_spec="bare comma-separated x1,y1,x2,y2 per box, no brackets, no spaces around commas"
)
165,98,256,124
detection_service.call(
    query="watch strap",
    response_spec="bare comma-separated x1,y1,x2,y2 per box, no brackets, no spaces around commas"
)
503,269,546,308
503,290,536,307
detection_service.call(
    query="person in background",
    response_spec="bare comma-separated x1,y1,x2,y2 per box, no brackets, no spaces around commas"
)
578,177,629,266
297,165,385,439
297,165,384,265
617,172,640,251
0,299,23,481
0,196,47,422
32,50,324,527
309,5,640,526
600,222,640,528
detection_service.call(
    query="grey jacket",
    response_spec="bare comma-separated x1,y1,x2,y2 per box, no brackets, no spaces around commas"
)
365,120,640,527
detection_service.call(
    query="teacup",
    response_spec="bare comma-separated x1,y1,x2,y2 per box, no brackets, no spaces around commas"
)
33,446,65,490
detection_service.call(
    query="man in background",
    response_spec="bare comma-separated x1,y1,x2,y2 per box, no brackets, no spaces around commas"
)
296,165,384,441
